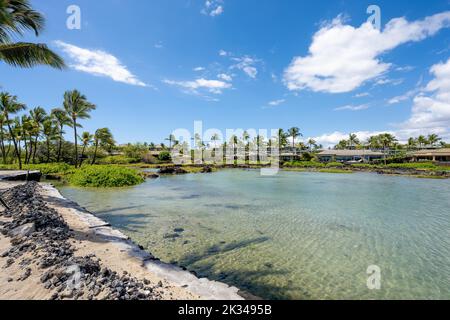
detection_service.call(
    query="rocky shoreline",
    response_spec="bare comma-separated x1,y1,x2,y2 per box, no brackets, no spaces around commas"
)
153,164,450,179
0,180,244,300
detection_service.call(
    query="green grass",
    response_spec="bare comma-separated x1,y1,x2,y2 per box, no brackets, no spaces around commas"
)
98,155,141,165
0,163,74,175
69,165,144,188
318,169,353,174
283,161,325,168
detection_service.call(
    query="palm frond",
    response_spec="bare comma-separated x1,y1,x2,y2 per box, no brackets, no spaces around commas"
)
0,42,65,68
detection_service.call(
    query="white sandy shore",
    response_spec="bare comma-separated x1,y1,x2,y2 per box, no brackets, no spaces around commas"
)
0,175,244,300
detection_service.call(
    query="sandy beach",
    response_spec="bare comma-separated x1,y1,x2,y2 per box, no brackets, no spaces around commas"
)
0,176,243,300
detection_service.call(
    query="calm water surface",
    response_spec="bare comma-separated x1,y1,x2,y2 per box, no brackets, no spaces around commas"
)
58,170,450,299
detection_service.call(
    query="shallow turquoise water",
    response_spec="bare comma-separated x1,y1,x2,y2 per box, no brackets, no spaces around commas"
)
59,170,450,300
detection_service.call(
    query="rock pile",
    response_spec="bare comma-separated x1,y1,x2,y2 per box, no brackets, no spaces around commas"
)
0,182,163,300
158,166,188,175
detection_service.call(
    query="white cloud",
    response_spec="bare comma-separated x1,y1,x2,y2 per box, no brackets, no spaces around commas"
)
402,57,450,131
194,67,206,72
334,104,369,111
218,73,232,81
388,88,421,104
354,92,370,98
374,78,404,86
163,78,232,94
219,49,228,56
202,1,224,17
54,41,147,87
283,12,450,93
154,42,164,49
312,131,394,148
396,65,415,72
268,99,286,107
231,56,259,78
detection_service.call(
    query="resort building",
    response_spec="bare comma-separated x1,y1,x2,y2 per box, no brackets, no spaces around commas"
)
408,148,450,162
317,150,384,163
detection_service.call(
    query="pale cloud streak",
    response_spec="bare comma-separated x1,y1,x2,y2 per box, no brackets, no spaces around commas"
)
283,12,450,93
54,41,147,87
231,56,259,79
334,104,370,111
268,99,286,107
163,78,232,95
202,0,224,17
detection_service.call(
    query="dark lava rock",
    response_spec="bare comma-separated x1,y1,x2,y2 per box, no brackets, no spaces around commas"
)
163,233,180,240
158,167,188,175
0,182,163,301
201,166,213,173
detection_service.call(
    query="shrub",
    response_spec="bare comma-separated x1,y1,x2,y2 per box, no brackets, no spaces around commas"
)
301,152,314,161
99,155,140,165
283,161,325,168
69,165,144,188
326,162,344,167
0,163,74,175
158,151,171,162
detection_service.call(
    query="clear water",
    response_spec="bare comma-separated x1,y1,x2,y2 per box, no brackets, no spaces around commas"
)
58,170,450,300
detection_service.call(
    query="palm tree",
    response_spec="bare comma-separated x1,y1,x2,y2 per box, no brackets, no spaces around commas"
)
28,107,46,163
255,135,263,164
165,134,176,150
63,90,96,168
20,114,33,163
51,108,71,162
0,113,8,163
277,129,288,149
307,138,317,152
230,135,239,163
210,133,220,161
417,135,427,149
42,117,58,162
379,133,397,165
242,131,250,163
0,92,26,169
287,127,302,161
348,133,360,150
91,128,113,165
367,136,380,150
407,137,417,151
0,0,65,69
79,132,93,164
427,134,441,148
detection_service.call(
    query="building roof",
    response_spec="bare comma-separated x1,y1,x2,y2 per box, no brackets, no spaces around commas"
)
411,148,450,156
318,150,384,157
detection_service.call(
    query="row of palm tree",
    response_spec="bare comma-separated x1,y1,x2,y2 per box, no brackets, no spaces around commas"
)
158,127,325,164
335,133,446,151
0,90,114,169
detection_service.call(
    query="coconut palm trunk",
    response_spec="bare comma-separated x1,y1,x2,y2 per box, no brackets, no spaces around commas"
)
57,125,63,162
5,118,22,169
73,118,79,167
31,135,38,163
0,126,6,164
91,141,99,165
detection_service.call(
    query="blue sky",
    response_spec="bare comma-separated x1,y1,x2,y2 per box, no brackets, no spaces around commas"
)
1,0,450,146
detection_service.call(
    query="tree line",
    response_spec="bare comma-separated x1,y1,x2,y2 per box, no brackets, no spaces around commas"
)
334,133,447,151
0,90,114,169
